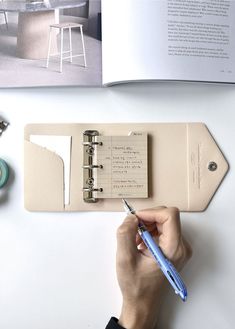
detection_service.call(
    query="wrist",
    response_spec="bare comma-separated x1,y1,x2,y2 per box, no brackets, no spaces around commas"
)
118,299,161,329
118,274,168,329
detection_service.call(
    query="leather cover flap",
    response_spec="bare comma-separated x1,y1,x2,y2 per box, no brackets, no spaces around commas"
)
187,123,228,210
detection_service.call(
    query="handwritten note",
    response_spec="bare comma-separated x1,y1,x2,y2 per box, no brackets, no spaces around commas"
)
94,132,148,198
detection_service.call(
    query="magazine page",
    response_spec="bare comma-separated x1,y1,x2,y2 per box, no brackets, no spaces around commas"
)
0,0,102,87
102,0,235,85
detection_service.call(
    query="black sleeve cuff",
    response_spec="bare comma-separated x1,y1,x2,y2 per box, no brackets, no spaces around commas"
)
105,317,126,329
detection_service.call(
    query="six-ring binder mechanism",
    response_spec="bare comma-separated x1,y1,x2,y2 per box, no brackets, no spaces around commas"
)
82,130,149,203
82,130,103,203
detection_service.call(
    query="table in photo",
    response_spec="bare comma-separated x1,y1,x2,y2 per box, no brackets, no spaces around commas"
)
0,0,86,59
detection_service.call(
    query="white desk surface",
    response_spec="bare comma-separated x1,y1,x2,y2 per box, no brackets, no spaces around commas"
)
0,84,234,329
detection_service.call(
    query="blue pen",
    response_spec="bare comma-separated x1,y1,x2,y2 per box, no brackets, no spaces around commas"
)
122,199,187,302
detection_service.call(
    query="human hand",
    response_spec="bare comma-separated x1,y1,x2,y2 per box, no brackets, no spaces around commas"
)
116,207,192,329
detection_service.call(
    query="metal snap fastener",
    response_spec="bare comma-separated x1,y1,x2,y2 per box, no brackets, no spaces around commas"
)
208,161,217,171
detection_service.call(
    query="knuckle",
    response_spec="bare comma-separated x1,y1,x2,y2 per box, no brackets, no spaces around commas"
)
185,242,193,260
165,237,192,269
172,244,184,261
143,206,166,211
117,216,136,237
168,207,180,216
116,226,126,237
175,240,193,267
116,224,131,237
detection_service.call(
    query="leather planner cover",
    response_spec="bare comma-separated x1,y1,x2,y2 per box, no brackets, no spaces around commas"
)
24,123,229,212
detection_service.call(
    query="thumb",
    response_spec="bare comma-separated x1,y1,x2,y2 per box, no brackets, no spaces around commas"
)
116,215,139,262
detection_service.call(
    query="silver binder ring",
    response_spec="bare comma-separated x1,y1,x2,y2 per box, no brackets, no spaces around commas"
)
82,187,103,192
83,130,99,137
83,165,103,169
83,141,102,146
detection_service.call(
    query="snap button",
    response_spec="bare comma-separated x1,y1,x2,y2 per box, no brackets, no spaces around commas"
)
208,161,217,172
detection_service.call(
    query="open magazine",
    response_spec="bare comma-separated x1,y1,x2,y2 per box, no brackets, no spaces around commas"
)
1,0,235,88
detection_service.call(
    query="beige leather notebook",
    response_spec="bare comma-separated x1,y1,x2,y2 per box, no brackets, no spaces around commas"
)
24,123,228,212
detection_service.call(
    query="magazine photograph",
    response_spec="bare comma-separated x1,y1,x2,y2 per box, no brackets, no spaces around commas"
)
0,0,102,87
1,0,235,88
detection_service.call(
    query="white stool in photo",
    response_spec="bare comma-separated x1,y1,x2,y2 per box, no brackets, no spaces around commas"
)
0,0,8,29
0,11,8,29
46,23,87,73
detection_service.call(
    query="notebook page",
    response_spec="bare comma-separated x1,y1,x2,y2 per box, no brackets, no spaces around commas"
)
94,132,148,198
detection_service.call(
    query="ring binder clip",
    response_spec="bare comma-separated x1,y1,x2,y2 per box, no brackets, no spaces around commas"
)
83,165,103,169
82,130,103,203
82,141,103,146
82,187,103,192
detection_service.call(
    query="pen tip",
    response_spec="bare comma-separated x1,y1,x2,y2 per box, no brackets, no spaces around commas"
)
122,199,129,212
